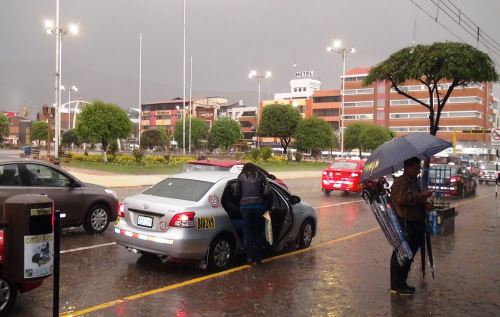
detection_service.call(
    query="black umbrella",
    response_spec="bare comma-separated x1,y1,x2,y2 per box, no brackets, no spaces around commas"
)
361,133,452,181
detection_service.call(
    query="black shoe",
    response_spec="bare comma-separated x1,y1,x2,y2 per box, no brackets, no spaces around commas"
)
405,284,416,293
246,258,254,265
390,286,414,296
255,259,262,265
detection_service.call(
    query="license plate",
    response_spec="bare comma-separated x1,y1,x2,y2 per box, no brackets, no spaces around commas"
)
137,215,153,228
334,183,342,188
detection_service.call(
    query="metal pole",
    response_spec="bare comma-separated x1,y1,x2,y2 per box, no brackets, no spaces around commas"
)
340,49,346,157
138,33,142,147
182,0,186,155
68,90,71,130
53,0,60,159
257,76,261,149
189,55,192,153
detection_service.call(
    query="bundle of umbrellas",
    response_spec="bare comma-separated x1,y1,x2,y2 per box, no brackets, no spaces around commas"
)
361,133,452,278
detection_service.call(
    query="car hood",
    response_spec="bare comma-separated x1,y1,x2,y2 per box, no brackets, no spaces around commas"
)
82,182,107,190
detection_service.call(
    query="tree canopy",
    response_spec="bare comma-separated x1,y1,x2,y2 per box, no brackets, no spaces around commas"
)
294,117,338,152
0,113,10,145
208,117,242,151
344,122,392,156
259,103,302,153
141,129,165,150
32,121,49,146
365,42,498,135
173,117,209,150
75,100,132,162
62,129,78,147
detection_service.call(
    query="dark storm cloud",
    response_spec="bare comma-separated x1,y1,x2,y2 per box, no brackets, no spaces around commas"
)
0,0,499,116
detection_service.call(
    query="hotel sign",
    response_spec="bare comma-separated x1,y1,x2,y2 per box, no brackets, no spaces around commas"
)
295,71,313,78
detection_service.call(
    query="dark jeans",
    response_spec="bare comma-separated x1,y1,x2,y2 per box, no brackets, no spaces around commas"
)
240,203,266,262
390,219,425,289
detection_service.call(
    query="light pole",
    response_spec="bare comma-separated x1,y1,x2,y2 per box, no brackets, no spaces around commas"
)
45,0,78,158
327,40,355,157
62,85,78,130
248,70,272,149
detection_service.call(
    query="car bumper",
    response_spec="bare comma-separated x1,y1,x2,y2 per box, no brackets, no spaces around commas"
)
479,177,497,183
322,179,361,192
114,221,209,260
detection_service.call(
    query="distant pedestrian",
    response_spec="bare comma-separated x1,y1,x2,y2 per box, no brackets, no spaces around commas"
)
235,162,268,264
390,157,432,295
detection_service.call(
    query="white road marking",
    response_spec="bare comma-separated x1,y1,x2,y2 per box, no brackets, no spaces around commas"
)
61,242,116,254
315,199,364,209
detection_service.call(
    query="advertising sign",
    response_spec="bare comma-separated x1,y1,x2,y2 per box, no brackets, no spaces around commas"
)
295,71,313,78
24,233,54,279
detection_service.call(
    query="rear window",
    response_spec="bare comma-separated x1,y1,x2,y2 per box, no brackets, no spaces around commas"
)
429,166,458,177
484,164,498,171
330,162,359,170
181,164,230,172
143,178,214,201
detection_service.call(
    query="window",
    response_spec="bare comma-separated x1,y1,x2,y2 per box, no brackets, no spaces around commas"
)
144,178,214,202
313,96,341,103
377,111,385,120
344,101,373,107
343,88,374,95
377,83,385,94
377,98,385,106
26,164,72,187
313,109,339,117
0,164,22,186
343,114,373,120
330,162,358,170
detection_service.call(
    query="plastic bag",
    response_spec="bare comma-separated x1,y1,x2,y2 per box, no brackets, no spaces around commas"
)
262,210,273,245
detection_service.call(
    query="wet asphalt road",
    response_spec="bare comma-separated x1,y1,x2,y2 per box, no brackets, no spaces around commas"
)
9,178,500,317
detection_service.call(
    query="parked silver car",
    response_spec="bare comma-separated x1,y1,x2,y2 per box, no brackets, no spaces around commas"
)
114,171,317,271
479,163,499,184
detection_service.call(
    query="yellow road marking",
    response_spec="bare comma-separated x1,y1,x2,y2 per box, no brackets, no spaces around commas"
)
61,192,495,316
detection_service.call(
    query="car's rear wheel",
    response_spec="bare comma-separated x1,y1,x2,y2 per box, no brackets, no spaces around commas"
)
299,220,314,249
323,189,331,195
0,278,17,315
83,204,111,234
207,235,233,272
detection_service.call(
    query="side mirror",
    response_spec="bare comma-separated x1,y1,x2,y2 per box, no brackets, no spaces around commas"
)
69,178,78,188
290,195,301,205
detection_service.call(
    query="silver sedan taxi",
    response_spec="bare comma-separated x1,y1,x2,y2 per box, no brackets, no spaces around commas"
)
114,171,317,271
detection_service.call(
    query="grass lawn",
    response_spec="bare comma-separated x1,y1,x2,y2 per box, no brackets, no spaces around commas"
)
61,160,328,175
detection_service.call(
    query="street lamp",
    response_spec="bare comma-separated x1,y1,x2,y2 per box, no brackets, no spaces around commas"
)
44,0,78,158
248,70,272,149
327,40,355,157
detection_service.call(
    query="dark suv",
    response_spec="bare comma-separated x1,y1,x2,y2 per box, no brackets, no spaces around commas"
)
0,158,119,233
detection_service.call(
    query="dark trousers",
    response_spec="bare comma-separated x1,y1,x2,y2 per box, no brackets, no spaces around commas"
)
390,219,425,289
240,203,265,262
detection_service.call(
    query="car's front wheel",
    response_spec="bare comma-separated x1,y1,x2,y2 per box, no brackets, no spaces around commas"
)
207,235,233,272
0,278,17,315
83,204,111,234
299,220,314,249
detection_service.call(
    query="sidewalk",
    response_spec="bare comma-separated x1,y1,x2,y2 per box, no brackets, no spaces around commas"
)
64,167,320,188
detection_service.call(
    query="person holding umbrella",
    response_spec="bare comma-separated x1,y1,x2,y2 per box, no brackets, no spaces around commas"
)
389,157,432,295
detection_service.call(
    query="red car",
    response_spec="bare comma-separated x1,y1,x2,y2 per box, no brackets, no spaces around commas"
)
321,159,365,194
0,229,44,314
183,160,288,189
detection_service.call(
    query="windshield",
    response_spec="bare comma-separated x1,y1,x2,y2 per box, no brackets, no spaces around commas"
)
181,164,230,172
330,162,358,170
143,178,214,201
483,164,498,171
429,166,459,177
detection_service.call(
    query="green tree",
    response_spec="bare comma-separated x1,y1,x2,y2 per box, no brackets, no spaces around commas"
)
141,129,165,150
259,103,301,153
208,118,242,151
344,122,369,156
174,117,208,150
75,100,132,162
61,130,79,148
32,121,49,147
359,125,393,154
294,117,338,153
157,126,171,153
0,113,9,145
365,42,498,135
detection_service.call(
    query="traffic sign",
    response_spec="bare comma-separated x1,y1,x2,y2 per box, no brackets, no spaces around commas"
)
491,128,500,149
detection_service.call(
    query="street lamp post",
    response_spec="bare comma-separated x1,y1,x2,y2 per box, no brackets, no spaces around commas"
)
45,0,78,158
248,70,272,149
327,40,355,157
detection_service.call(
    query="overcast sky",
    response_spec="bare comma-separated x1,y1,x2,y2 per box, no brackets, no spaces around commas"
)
1,0,499,117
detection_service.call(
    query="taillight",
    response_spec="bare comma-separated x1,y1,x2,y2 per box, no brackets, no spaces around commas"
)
322,171,327,176
169,212,196,228
450,176,460,183
118,203,125,218
0,230,4,264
